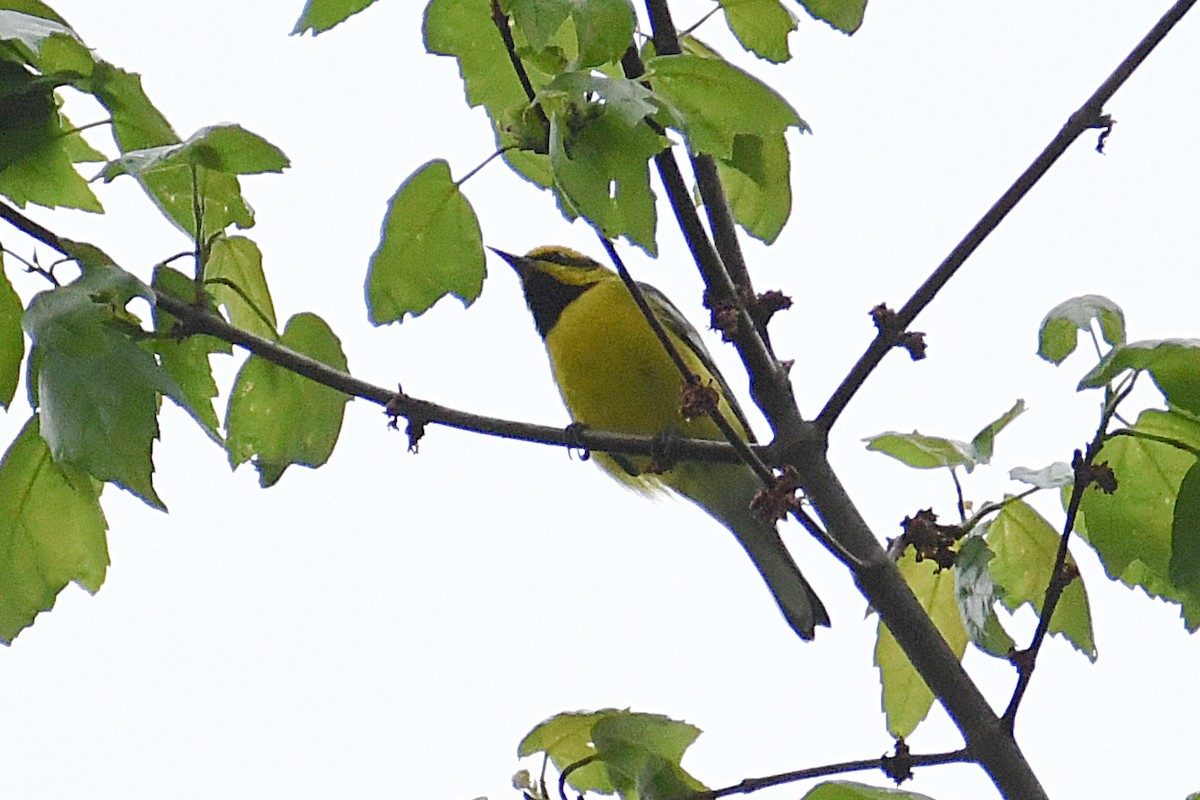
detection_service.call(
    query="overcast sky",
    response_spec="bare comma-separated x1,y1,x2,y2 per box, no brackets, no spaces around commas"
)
2,1,1199,799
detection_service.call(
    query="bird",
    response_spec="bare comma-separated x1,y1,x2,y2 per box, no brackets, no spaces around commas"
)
495,245,829,640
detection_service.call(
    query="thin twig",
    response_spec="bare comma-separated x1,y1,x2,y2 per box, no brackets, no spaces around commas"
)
817,0,1199,431
1002,380,1131,724
692,748,971,800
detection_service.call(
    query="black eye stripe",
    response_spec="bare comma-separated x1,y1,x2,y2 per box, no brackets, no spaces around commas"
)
532,249,595,269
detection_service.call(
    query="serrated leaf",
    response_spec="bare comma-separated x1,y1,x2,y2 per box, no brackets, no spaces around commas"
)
955,530,1016,658
591,713,706,800
875,550,967,738
22,265,184,508
1080,339,1200,416
645,54,805,159
0,415,108,644
0,261,22,409
519,710,621,794
292,0,378,34
716,131,792,243
864,431,975,470
1009,462,1073,489
424,0,528,117
0,8,75,59
33,30,93,76
546,72,658,127
366,160,485,324
205,235,277,339
86,61,254,238
225,312,349,487
1076,409,1200,632
549,106,663,254
504,0,573,53
151,265,230,441
100,124,289,180
1170,460,1200,597
720,0,797,63
988,498,1096,659
969,399,1025,465
569,0,635,69
794,0,866,34
1038,294,1125,364
0,61,102,211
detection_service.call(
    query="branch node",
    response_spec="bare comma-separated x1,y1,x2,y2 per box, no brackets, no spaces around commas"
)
880,738,914,784
750,465,804,523
679,375,720,421
1073,448,1118,494
385,387,427,452
896,508,962,569
870,303,927,361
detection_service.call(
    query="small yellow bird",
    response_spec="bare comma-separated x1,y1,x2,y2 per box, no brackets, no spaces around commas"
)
496,246,829,640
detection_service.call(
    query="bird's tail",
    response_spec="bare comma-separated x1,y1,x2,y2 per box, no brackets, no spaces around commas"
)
672,463,830,640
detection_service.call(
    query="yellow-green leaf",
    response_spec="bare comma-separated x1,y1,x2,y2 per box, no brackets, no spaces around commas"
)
366,159,484,324
875,549,967,738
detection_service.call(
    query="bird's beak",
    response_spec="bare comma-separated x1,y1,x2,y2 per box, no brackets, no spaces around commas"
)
488,247,525,273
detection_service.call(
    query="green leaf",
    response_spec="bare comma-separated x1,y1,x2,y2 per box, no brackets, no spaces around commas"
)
0,61,102,211
0,260,23,409
22,265,184,508
503,0,572,52
568,0,635,69
864,431,975,470
0,7,75,59
366,159,485,324
0,415,108,644
1009,462,1073,489
100,124,290,180
519,710,621,794
720,0,798,63
954,530,1016,658
1170,461,1200,598
549,105,663,254
424,0,528,118
867,400,1023,472
969,399,1025,465
1080,339,1200,416
0,3,69,26
794,0,867,34
32,29,93,76
803,781,938,800
225,312,349,487
875,549,967,738
591,712,706,800
292,0,378,34
86,62,254,238
1076,409,1200,630
1038,294,1125,365
151,265,230,441
546,72,658,127
205,235,278,339
988,499,1096,660
716,131,793,243
645,54,805,159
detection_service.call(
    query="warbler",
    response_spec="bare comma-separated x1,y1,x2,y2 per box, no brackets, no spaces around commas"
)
496,246,829,640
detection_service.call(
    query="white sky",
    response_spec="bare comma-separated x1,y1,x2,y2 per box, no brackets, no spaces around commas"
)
2,1,1199,798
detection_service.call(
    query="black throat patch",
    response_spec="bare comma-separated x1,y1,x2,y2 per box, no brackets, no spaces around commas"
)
520,267,595,339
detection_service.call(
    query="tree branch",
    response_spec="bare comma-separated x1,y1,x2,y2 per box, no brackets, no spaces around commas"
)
817,0,1199,431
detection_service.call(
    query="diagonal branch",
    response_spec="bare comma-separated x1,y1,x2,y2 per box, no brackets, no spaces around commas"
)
817,0,1199,431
